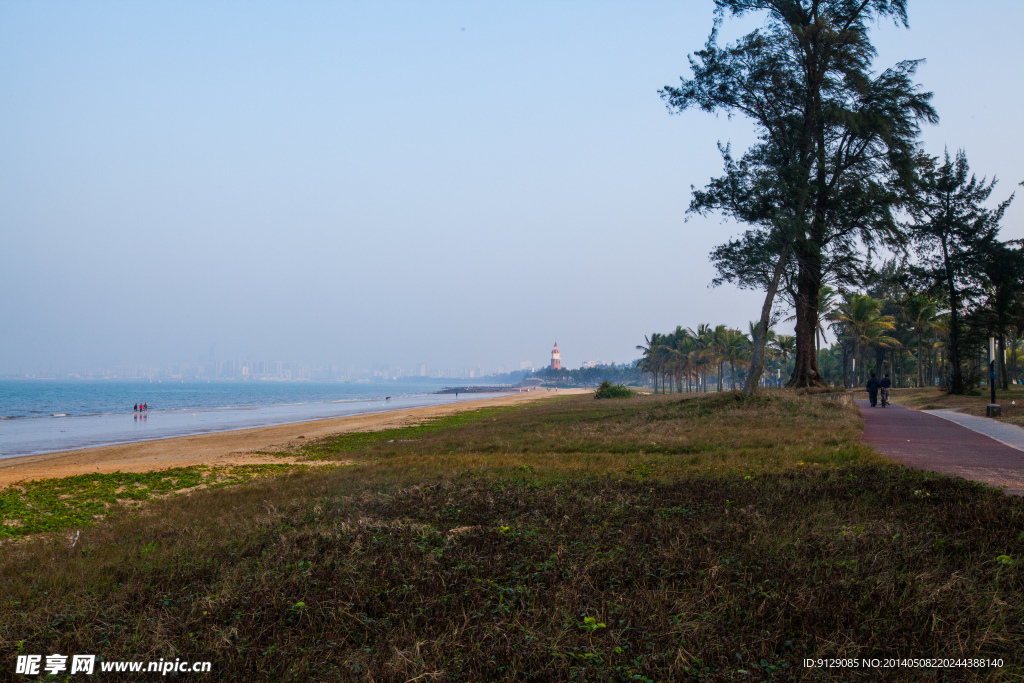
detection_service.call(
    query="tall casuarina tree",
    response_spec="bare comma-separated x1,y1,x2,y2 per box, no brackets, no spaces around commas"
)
662,0,936,388
910,150,1015,394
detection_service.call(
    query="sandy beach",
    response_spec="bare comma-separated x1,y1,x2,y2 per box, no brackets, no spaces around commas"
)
0,389,587,488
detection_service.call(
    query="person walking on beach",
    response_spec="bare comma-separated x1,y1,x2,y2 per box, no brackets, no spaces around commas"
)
865,372,880,407
134,403,138,415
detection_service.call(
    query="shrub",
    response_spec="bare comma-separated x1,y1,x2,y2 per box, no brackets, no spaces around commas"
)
594,381,635,399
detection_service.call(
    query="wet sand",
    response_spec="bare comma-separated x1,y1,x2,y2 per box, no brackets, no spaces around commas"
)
0,389,586,488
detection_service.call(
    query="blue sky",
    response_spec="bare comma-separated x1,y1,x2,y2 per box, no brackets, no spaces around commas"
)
2,1,1021,373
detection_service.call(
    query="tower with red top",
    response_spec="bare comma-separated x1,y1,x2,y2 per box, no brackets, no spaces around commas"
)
550,342,561,370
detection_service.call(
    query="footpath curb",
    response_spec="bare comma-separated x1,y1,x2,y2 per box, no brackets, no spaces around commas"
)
858,399,1024,496
924,409,1024,455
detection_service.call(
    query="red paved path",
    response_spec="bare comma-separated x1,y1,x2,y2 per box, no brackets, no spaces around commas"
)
858,399,1024,496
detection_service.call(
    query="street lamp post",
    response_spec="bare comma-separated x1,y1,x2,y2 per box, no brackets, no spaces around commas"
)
988,336,1001,418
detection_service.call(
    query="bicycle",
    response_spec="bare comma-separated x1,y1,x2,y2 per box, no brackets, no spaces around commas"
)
880,387,890,407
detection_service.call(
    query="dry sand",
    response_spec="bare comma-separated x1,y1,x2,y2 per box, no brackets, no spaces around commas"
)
0,389,588,488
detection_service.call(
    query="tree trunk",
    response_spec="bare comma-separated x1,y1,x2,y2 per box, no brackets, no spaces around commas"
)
853,339,860,388
744,245,791,394
841,345,848,389
1007,327,1015,382
787,249,827,388
999,335,1009,390
942,237,966,394
917,333,923,388
816,327,821,370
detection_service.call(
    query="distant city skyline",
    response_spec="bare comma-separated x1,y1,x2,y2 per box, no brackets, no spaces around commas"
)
2,338,619,381
3,355,542,382
3,334,609,380
6,359,507,382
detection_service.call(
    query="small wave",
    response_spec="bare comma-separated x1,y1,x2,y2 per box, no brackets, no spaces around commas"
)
51,413,69,417
1,415,22,420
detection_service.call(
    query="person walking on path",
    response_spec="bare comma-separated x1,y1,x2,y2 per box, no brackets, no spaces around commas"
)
865,372,880,407
880,373,891,407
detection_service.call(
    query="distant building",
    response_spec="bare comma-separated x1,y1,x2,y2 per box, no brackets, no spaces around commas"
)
520,360,534,371
550,342,561,370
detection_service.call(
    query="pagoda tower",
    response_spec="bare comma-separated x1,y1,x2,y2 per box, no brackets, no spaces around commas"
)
550,342,561,370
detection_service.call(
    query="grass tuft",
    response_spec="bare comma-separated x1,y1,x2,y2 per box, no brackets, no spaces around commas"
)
593,381,635,399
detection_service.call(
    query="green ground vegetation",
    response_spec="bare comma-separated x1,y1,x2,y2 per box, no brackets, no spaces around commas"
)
295,406,524,460
1,392,1022,681
593,381,636,399
0,464,309,539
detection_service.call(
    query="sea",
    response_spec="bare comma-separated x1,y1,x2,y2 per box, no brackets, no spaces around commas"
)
0,379,507,459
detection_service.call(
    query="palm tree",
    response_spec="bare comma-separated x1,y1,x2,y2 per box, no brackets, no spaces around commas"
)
900,293,941,388
671,327,697,392
772,335,795,383
636,333,664,392
709,325,730,392
691,324,715,392
723,328,752,390
833,294,899,385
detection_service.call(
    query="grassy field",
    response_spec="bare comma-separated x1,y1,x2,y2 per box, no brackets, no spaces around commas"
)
1,391,1022,681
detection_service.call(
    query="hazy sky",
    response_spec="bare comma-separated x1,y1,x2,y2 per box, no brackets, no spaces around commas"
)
2,1,1022,374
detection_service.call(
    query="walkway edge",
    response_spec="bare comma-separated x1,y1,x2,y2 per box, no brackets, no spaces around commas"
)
923,409,1024,455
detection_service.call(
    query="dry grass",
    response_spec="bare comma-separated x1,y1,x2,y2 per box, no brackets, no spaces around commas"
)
293,390,880,480
889,386,1024,426
0,391,1021,681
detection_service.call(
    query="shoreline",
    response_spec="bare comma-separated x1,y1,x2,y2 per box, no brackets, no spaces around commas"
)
0,389,586,488
0,392,517,460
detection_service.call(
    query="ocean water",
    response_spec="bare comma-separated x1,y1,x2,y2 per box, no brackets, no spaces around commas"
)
0,379,504,458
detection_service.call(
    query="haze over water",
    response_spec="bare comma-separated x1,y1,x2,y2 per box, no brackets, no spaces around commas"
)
0,379,505,457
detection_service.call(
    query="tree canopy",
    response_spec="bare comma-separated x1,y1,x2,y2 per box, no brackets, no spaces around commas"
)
909,150,1017,393
663,0,936,389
